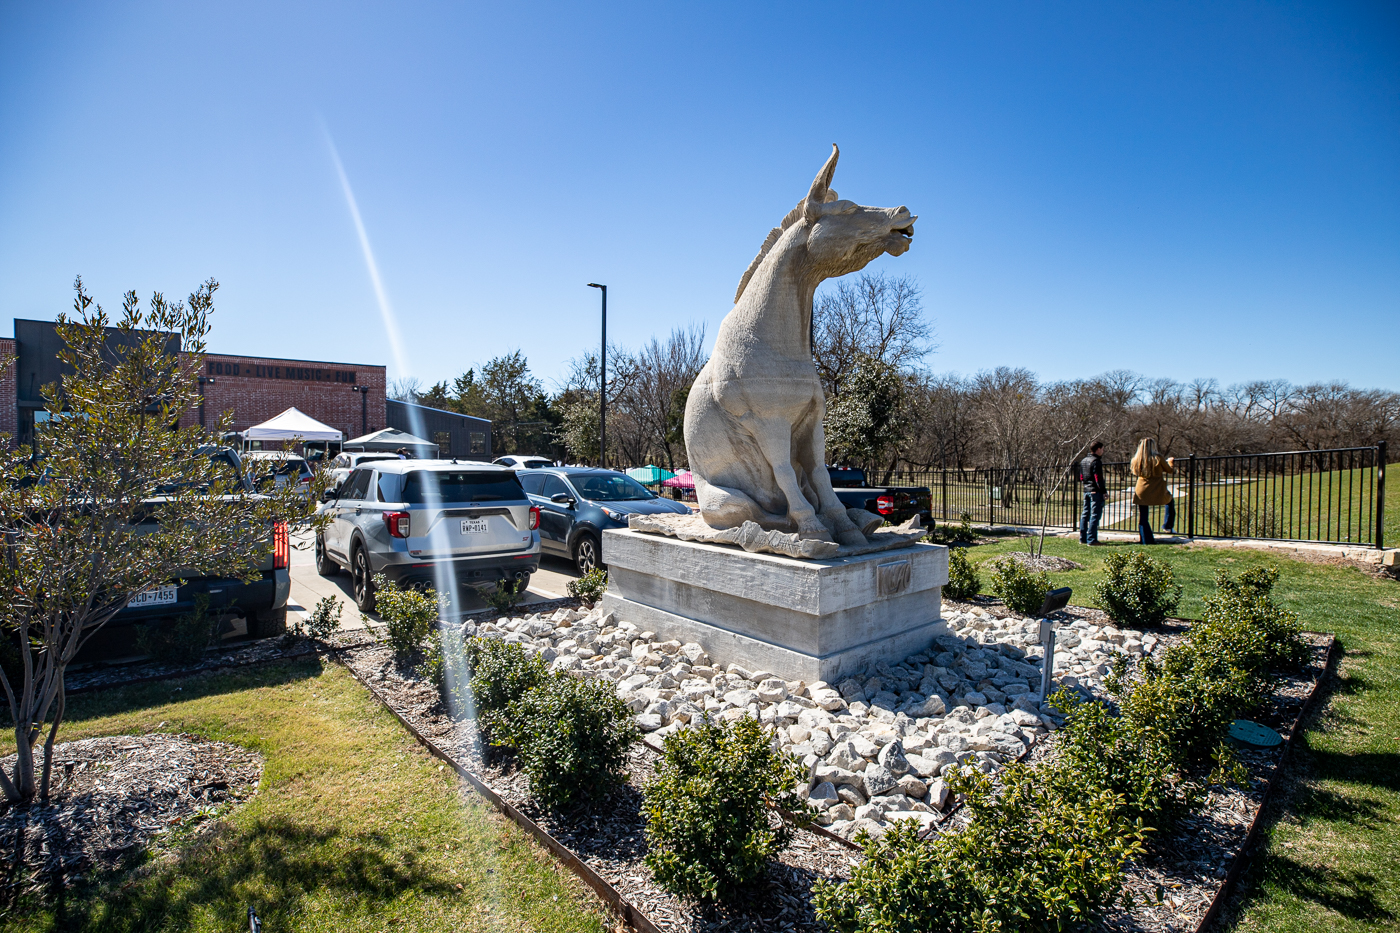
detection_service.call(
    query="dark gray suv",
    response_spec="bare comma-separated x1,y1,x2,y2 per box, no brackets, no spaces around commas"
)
518,467,691,572
315,460,541,611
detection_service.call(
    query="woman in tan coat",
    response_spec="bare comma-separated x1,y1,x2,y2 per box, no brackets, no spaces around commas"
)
1130,438,1176,544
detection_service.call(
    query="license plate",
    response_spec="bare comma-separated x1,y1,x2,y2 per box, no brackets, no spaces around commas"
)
130,584,179,608
461,518,489,535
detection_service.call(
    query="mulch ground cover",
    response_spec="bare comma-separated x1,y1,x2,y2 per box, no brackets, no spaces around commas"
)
64,635,318,695
0,734,263,910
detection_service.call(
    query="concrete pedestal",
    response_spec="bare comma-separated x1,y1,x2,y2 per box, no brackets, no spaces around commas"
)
599,528,949,683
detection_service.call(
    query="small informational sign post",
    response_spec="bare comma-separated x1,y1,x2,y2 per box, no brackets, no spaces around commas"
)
1037,587,1073,701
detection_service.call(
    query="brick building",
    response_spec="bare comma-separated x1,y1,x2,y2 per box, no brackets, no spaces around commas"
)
5,320,387,446
196,352,386,441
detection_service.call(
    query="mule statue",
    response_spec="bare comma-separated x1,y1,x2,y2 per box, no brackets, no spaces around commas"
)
684,145,916,546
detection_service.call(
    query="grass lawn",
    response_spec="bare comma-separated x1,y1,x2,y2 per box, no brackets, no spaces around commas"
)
0,657,610,933
961,534,1400,932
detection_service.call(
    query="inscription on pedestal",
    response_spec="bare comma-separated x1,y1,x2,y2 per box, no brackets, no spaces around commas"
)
877,559,911,596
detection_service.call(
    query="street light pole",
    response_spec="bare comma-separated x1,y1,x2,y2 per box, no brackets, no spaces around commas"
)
351,385,369,436
587,283,607,468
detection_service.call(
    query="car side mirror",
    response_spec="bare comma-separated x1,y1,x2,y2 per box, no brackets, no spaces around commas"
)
550,492,575,507
321,489,338,503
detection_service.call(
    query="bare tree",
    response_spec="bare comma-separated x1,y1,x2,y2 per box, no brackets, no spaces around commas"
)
812,272,933,398
970,367,1043,472
613,325,707,471
387,376,422,401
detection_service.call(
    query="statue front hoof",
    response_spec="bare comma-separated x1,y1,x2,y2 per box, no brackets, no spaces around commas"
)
836,528,868,547
797,522,835,543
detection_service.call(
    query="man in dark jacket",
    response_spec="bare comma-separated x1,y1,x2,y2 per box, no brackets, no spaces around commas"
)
1079,442,1106,545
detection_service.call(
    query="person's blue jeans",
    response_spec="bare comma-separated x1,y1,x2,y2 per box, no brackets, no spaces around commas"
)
1138,500,1177,544
1080,492,1104,544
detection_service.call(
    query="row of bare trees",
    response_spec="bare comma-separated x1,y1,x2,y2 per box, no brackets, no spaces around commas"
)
904,368,1400,472
399,270,1397,473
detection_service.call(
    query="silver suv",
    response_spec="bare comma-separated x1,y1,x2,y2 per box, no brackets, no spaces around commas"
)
314,460,540,611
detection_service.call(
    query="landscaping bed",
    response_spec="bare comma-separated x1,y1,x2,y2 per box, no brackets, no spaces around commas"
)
337,637,863,933
63,635,320,696
0,734,263,906
332,586,1329,933
1092,633,1332,933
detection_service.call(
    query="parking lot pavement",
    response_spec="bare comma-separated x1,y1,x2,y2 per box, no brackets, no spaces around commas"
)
287,532,582,633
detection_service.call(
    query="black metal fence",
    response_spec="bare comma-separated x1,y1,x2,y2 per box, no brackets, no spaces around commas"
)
878,442,1388,547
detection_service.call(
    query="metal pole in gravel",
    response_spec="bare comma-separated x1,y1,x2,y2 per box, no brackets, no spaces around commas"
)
1037,587,1072,701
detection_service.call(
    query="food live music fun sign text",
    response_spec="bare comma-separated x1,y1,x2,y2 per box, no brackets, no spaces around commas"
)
205,360,358,384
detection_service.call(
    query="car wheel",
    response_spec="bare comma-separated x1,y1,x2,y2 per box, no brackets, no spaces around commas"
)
351,544,376,613
573,533,600,575
314,534,339,576
513,572,531,595
249,607,288,638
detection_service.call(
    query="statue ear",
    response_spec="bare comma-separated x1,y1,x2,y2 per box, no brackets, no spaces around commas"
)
803,144,840,220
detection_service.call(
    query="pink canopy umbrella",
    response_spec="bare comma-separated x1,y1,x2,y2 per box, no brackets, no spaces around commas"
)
661,469,694,488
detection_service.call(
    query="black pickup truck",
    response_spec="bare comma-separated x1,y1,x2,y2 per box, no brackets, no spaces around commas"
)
827,468,933,526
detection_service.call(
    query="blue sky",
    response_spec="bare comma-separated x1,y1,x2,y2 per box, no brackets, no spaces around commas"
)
1,2,1396,391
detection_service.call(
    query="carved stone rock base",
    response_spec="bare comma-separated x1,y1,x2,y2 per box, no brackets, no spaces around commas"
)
626,510,927,560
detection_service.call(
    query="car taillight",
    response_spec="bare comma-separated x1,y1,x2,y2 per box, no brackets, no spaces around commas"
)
383,510,411,538
529,505,540,530
876,495,895,515
273,521,289,569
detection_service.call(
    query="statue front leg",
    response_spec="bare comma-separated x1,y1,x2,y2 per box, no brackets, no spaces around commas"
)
744,416,832,542
802,418,868,546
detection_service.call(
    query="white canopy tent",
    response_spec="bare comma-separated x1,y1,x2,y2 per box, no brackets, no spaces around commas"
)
242,407,344,443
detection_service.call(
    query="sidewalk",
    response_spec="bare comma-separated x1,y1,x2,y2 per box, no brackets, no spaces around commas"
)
979,523,1396,566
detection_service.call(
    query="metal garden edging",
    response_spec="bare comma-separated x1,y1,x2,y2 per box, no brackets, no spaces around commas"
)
1194,634,1338,933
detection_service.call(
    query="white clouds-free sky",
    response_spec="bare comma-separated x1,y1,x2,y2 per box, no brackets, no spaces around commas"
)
1,2,1396,390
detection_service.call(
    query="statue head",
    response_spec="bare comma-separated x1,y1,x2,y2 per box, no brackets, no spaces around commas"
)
734,145,916,304
803,145,916,275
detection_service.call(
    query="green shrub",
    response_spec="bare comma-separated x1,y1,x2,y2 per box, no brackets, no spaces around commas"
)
493,671,637,809
301,595,343,640
1049,685,1206,827
463,637,549,723
643,716,812,901
138,594,219,664
417,623,470,694
484,579,526,615
988,557,1050,616
566,567,609,607
1199,567,1307,673
812,763,1146,933
1095,550,1182,628
372,574,446,658
926,511,976,545
943,547,981,600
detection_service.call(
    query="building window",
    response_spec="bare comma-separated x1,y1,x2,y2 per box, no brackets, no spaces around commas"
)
433,431,452,455
469,431,487,455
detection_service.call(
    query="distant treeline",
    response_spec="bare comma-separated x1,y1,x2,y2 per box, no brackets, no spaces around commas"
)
390,272,1398,473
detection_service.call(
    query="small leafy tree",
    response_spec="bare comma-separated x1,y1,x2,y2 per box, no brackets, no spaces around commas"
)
373,574,446,658
0,278,320,802
567,567,608,607
137,594,219,664
301,596,344,640
823,353,911,479
493,672,638,809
